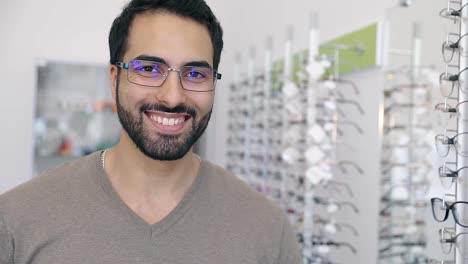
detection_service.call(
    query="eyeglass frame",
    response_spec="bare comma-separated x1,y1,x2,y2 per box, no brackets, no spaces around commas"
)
438,161,468,189
114,59,222,92
439,1,468,21
435,130,468,157
438,226,468,257
442,32,468,63
431,196,468,227
429,260,455,264
439,65,468,97
435,99,468,125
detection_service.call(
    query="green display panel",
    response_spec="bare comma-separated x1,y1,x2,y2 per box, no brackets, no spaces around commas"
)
319,23,379,76
271,22,381,89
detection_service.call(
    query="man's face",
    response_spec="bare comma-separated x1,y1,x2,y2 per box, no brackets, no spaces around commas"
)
110,12,215,161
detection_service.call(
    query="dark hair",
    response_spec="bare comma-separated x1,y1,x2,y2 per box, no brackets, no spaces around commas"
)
109,0,224,70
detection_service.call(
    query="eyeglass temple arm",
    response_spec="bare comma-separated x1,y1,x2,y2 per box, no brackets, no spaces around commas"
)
337,241,357,254
336,222,359,236
339,160,364,175
336,201,360,214
326,180,354,197
332,78,360,96
336,99,365,115
338,120,364,135
115,62,128,69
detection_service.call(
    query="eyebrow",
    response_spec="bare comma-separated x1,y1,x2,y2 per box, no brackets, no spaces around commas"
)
133,54,167,64
132,54,213,69
183,61,213,69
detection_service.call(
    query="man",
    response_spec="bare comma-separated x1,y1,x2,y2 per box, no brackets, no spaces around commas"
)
0,0,301,263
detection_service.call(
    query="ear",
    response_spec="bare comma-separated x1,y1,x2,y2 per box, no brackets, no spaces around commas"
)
109,64,118,102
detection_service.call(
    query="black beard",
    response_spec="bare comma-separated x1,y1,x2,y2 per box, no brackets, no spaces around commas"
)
115,78,212,161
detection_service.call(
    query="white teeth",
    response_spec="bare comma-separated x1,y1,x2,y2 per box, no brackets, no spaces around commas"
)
149,114,185,126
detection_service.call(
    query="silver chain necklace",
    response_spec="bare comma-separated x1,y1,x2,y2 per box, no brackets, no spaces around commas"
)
101,149,108,169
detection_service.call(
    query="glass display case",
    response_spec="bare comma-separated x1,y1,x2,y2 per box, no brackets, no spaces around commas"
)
33,61,120,175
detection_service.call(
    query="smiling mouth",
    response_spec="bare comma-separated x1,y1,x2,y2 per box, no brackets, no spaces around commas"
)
144,111,192,133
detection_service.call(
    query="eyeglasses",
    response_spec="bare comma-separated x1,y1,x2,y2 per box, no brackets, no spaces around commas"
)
439,66,468,96
435,131,468,157
313,196,360,214
439,1,468,21
438,161,468,189
429,259,454,264
311,239,357,254
115,59,222,92
436,99,468,120
313,215,359,237
380,200,428,217
431,197,468,227
442,32,468,63
439,227,468,258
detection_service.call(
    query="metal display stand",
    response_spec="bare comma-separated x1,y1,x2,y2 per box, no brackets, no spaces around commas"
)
226,17,371,264
378,23,433,264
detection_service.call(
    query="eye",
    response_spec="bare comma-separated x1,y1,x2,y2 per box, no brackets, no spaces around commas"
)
182,67,213,83
185,69,207,79
188,71,204,78
131,60,165,76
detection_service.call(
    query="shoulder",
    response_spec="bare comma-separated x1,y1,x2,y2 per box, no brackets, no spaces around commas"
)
200,160,286,224
198,161,299,261
0,152,101,215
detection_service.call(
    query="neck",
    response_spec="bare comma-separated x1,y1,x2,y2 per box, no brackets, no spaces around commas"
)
104,131,201,198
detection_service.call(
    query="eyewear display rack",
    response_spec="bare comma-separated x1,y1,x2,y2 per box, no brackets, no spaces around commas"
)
378,24,433,264
432,1,468,263
226,14,366,264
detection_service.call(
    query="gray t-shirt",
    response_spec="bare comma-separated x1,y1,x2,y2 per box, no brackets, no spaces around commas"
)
0,152,301,264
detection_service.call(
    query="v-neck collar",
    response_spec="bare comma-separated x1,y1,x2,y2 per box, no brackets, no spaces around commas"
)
94,151,206,239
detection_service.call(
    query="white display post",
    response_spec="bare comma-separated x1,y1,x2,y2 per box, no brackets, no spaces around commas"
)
456,1,468,263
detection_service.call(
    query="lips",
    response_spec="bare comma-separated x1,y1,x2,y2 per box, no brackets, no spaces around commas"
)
144,111,191,134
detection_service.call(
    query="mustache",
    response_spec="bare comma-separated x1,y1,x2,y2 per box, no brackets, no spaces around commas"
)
140,103,197,118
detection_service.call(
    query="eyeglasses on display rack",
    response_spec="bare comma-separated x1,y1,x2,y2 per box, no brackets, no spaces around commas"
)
381,161,432,177
318,180,354,198
438,161,468,189
442,32,468,63
380,182,430,203
431,196,468,227
379,241,427,254
313,215,359,236
439,1,468,21
313,196,360,214
439,66,468,96
435,130,468,157
315,159,364,175
316,97,365,116
311,239,358,254
380,200,428,217
435,99,468,123
429,260,455,264
315,118,364,135
320,78,360,96
115,59,222,92
438,227,468,258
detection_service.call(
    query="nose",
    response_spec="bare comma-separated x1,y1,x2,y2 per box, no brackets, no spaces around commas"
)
156,69,187,108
